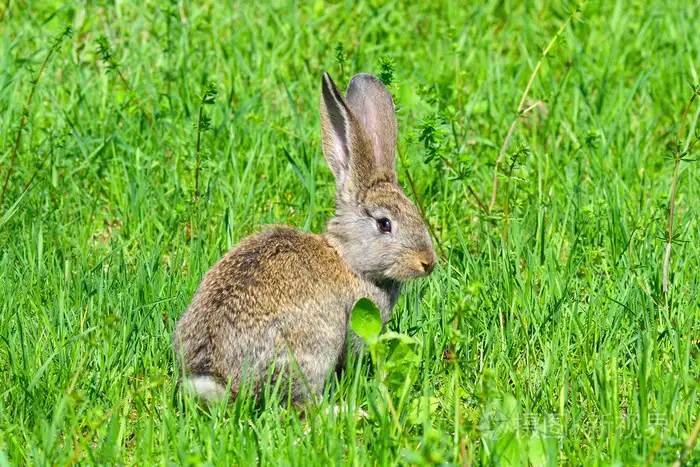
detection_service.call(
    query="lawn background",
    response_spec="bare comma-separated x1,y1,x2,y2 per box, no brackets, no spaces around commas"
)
0,0,699,465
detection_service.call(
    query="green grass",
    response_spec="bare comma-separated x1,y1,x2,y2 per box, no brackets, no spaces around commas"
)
1,0,699,464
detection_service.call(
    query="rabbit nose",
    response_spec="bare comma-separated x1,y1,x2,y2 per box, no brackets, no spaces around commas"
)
421,259,435,273
417,250,436,274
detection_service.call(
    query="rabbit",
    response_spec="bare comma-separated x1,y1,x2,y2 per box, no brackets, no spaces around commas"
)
172,72,437,406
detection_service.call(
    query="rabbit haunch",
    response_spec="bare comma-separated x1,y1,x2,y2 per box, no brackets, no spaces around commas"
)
173,72,436,405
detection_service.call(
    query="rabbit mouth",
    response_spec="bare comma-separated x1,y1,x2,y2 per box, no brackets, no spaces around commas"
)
386,252,436,280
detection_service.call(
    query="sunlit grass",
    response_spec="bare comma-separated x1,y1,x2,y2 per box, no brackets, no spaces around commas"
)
0,0,698,464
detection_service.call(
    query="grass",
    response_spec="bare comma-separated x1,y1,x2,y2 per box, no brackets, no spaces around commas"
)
1,0,699,464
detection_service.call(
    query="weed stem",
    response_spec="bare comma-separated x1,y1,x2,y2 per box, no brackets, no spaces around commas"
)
194,105,204,213
1,30,69,205
488,13,573,212
663,84,700,293
398,147,446,258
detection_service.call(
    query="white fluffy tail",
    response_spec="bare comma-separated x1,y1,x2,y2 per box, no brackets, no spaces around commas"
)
182,375,227,402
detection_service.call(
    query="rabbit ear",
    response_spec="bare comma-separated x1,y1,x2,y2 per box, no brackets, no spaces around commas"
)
320,72,353,189
345,73,397,180
320,72,389,194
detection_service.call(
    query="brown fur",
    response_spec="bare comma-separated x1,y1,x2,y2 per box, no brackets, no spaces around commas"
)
173,73,436,405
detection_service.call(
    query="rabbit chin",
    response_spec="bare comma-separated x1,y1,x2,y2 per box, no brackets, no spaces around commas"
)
384,263,430,281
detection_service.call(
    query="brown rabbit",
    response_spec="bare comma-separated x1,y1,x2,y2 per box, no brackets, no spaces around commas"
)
173,72,436,405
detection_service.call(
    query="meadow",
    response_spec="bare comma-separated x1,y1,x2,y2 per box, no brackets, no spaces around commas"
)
1,0,699,464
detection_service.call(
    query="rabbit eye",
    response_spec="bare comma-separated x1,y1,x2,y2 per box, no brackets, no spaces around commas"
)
377,218,392,233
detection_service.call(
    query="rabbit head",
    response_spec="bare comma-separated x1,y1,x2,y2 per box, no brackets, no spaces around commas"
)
320,72,436,282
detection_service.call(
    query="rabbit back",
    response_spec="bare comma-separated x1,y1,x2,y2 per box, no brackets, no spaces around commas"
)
173,225,362,402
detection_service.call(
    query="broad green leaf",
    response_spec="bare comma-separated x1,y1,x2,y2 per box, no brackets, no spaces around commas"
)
351,298,382,343
377,331,420,345
496,433,522,465
406,396,440,426
380,331,422,388
527,435,548,467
